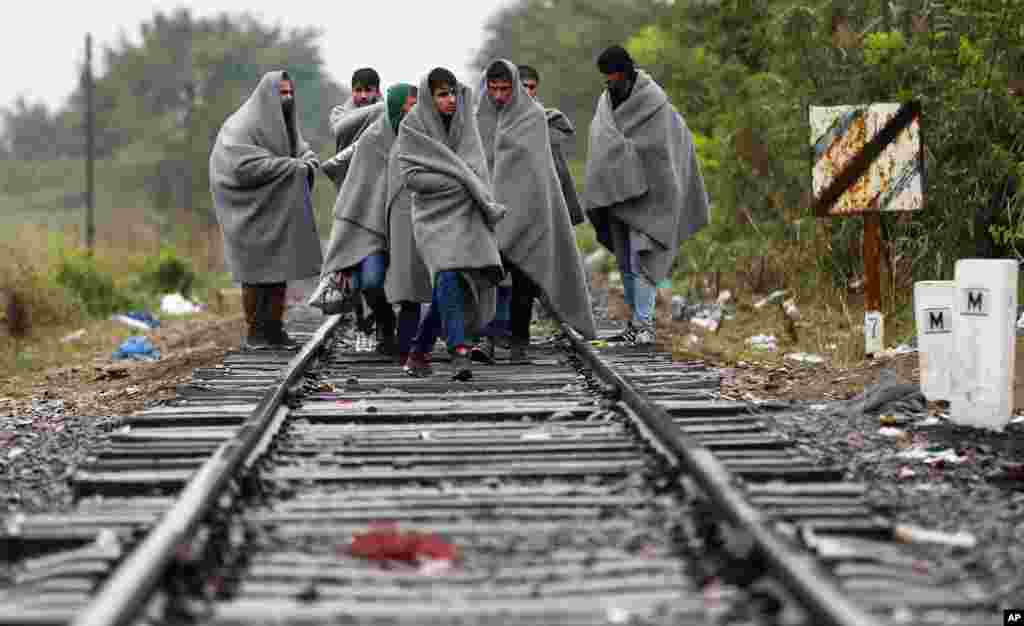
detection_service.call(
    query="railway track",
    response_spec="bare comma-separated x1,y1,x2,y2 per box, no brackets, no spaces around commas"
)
0,304,997,626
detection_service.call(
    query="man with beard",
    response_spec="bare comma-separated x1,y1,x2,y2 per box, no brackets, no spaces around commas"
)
315,84,423,358
322,68,385,189
474,59,595,364
584,45,710,346
210,71,323,350
395,68,506,381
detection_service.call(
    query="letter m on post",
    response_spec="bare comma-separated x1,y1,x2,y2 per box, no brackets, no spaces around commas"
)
968,291,983,312
962,288,989,316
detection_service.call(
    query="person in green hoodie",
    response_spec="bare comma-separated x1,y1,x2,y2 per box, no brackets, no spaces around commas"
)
313,83,420,358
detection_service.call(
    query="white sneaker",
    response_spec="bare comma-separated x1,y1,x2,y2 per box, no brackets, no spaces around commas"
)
631,323,655,346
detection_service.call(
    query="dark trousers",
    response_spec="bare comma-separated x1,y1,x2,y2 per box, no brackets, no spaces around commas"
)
396,302,422,356
352,254,395,337
506,261,539,344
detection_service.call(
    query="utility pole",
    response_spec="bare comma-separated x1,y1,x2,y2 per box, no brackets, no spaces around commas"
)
182,17,194,215
84,33,95,254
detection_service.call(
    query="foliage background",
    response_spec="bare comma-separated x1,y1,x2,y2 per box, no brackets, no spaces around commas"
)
2,0,1023,318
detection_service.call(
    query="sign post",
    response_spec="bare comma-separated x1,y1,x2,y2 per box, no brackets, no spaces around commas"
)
810,102,924,356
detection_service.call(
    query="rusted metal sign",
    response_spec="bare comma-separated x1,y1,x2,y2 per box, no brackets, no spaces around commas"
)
810,102,923,216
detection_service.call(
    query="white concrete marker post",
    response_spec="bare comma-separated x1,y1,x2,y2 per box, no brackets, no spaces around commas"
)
864,310,884,356
950,259,1019,430
914,281,954,401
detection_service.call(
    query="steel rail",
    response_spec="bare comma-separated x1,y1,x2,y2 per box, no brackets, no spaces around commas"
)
561,326,888,626
72,314,344,626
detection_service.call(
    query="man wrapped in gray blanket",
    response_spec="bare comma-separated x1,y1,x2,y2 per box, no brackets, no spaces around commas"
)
475,59,595,364
311,84,424,361
583,45,710,346
396,68,506,381
321,68,384,190
518,64,585,227
209,71,322,350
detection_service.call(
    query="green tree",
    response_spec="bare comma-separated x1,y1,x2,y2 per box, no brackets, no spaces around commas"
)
1,97,63,161
471,0,667,156
625,0,1024,287
53,9,346,228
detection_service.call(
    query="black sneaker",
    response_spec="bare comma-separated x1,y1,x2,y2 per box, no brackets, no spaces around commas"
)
470,337,495,364
508,341,530,365
451,348,473,381
264,321,299,350
375,329,398,356
606,322,636,343
244,333,272,350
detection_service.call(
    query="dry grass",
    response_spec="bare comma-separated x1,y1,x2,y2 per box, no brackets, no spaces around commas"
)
667,290,914,370
629,233,916,370
0,311,238,400
0,215,233,387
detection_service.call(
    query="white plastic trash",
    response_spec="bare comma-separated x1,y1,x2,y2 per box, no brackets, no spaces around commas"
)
949,259,1018,430
914,281,954,401
160,293,202,315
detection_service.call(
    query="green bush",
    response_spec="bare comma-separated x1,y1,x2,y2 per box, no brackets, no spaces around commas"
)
575,222,599,256
136,247,197,297
54,251,141,318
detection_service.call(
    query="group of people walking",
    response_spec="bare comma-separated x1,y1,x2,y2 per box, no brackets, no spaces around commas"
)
210,45,710,381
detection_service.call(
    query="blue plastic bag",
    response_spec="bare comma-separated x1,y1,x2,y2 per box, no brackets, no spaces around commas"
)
112,336,161,361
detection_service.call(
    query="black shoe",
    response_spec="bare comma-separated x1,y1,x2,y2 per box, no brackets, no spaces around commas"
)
375,330,398,356
606,322,636,343
451,349,473,381
470,337,495,364
244,332,272,350
508,341,530,365
264,321,299,350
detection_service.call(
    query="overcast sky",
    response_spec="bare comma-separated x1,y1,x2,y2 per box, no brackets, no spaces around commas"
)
9,1,510,111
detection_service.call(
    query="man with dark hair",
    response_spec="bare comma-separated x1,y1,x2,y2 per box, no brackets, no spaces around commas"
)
518,65,540,97
313,84,422,358
585,45,709,346
517,63,584,226
210,70,323,350
322,68,385,188
468,62,586,363
395,67,506,381
476,59,595,364
350,68,382,107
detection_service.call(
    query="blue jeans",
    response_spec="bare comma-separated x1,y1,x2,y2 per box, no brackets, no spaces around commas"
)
350,253,387,291
621,233,656,325
413,271,467,353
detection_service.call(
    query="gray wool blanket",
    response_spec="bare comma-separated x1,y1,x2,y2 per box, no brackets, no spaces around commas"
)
209,71,323,284
477,59,595,339
322,99,385,187
394,76,506,335
583,70,710,283
320,114,394,276
384,145,432,304
545,108,585,226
